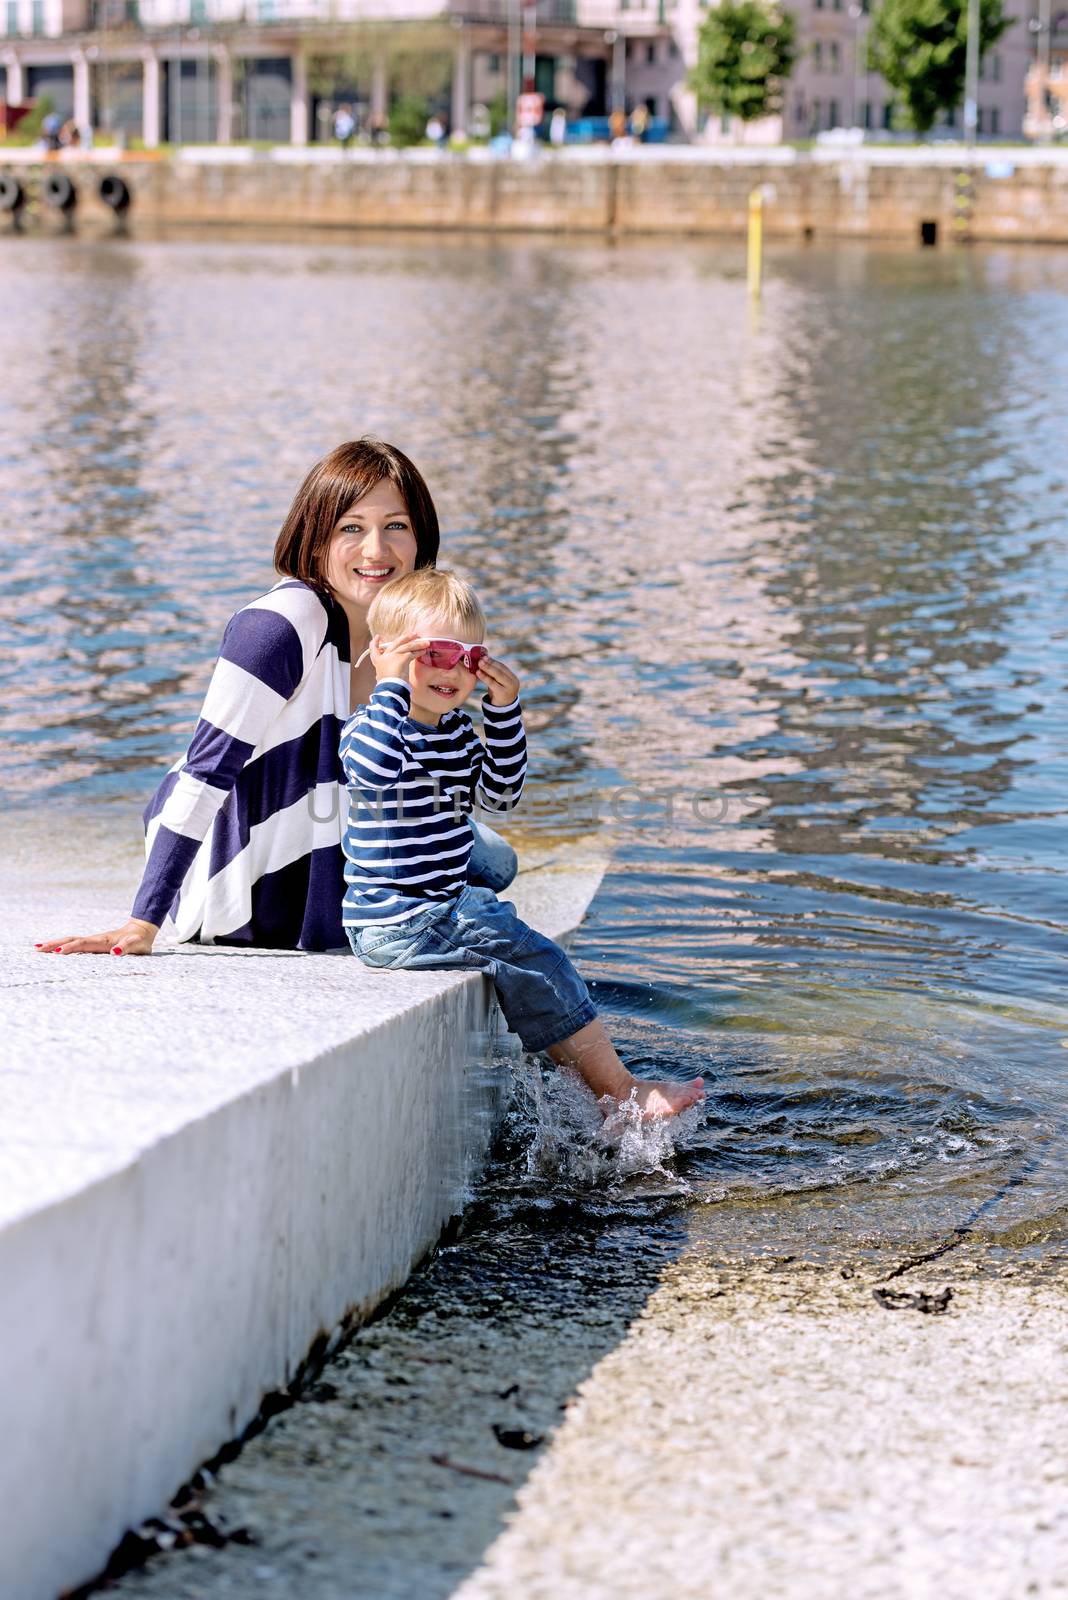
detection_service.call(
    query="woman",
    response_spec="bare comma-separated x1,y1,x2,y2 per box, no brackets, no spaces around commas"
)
37,439,517,956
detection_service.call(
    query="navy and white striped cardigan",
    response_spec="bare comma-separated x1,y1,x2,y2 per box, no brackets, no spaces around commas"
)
133,579,354,949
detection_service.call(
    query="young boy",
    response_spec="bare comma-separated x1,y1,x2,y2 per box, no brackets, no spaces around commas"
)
340,569,705,1120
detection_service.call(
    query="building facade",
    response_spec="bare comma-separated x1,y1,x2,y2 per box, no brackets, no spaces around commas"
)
0,0,1042,146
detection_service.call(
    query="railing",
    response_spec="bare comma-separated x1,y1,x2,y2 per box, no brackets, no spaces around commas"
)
0,0,667,34
450,0,669,24
130,0,444,25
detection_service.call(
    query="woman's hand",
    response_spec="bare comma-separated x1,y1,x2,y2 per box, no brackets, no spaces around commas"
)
369,634,429,683
36,917,160,957
477,656,521,707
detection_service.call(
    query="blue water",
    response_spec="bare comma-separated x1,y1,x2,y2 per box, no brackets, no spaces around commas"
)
1,231,1065,1252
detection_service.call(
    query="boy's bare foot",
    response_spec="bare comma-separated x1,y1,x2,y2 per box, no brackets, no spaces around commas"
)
607,1076,706,1120
547,1022,705,1121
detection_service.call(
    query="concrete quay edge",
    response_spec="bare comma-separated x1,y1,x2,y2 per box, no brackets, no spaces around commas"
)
0,848,606,1600
5,145,1068,241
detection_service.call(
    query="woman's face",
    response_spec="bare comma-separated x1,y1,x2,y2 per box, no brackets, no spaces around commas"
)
323,479,419,614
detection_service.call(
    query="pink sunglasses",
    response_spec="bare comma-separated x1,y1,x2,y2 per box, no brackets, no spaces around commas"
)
355,638,489,672
418,639,488,672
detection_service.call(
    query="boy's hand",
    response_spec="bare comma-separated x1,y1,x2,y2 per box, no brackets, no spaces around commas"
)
369,634,428,684
477,655,520,707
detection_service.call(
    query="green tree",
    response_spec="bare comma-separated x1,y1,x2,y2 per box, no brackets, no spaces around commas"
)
308,22,452,108
388,93,430,148
488,93,510,138
688,0,797,128
867,0,1011,133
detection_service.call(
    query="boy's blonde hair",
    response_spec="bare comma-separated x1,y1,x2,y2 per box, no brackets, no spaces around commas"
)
367,568,486,641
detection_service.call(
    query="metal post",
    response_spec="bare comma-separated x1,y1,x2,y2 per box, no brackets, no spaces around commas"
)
612,30,625,114
849,2,866,129
1037,0,1053,138
173,25,183,147
521,0,537,92
216,47,233,143
747,186,763,298
451,28,469,137
506,0,521,133
290,46,308,145
963,0,980,145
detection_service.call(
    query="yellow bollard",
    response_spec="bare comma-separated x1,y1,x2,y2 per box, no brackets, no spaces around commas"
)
747,186,764,300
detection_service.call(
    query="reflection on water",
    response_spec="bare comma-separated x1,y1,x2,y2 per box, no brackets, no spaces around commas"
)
1,233,1065,1250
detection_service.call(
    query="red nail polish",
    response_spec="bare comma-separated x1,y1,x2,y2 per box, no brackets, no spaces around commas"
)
34,943,42,948
112,946,124,955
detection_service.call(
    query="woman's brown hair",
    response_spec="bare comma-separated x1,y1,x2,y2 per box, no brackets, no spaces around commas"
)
273,439,440,587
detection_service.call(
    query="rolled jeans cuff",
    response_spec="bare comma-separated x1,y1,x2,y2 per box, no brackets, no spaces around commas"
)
518,996,599,1054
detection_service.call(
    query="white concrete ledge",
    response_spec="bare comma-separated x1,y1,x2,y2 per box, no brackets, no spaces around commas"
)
0,844,604,1600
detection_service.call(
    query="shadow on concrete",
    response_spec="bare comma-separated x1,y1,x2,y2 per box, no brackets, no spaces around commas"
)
101,1127,690,1600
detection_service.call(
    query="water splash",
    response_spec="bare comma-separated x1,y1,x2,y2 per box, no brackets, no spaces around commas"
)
508,1053,705,1193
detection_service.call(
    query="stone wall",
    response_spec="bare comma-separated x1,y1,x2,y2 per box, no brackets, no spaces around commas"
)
3,149,1068,243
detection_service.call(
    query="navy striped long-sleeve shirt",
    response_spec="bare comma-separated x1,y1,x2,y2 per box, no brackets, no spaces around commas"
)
340,678,527,927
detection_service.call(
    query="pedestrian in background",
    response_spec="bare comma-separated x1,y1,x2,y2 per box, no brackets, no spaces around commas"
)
333,104,355,147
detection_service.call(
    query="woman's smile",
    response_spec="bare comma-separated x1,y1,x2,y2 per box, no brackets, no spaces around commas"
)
324,479,419,611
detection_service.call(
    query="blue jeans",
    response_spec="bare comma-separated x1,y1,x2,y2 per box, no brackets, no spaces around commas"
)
350,884,598,1054
466,818,517,893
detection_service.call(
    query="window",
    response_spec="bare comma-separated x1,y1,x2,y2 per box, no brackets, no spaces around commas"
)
647,41,656,63
978,56,985,80
813,39,823,67
31,0,43,31
882,100,894,128
990,106,1000,132
830,40,840,70
946,104,956,126
487,53,500,73
977,106,984,131
796,97,807,123
811,96,822,129
669,39,679,57
828,97,839,125
862,99,873,128
4,1,15,32
993,53,1001,82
